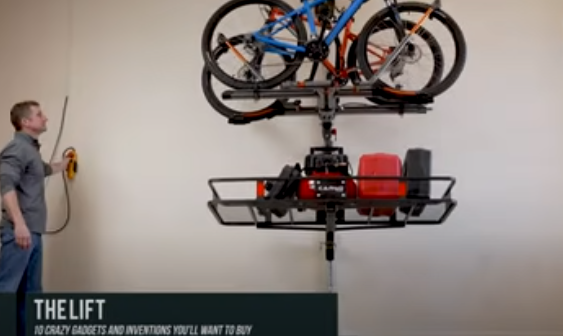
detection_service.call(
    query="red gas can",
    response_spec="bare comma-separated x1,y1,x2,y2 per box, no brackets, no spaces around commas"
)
357,153,405,217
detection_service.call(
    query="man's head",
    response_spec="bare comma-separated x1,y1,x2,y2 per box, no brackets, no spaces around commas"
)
10,100,48,136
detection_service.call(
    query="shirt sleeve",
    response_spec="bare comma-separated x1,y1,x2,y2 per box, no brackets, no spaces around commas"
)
43,161,53,176
0,141,28,196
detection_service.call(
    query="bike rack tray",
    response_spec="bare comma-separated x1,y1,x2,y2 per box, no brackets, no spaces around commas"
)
222,83,434,104
226,100,429,125
207,175,457,231
221,84,432,123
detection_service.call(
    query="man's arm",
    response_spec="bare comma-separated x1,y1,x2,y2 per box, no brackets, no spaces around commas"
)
43,161,53,176
0,142,27,227
44,159,69,176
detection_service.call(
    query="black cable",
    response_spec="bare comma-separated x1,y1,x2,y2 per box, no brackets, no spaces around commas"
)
45,1,75,235
44,96,73,235
48,96,68,164
45,147,75,235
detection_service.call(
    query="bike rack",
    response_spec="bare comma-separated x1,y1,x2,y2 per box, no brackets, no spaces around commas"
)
207,79,457,297
221,80,433,125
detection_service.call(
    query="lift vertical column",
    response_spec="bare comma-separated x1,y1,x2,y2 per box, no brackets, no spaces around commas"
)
325,204,337,293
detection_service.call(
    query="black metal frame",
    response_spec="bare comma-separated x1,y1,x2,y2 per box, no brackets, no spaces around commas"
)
221,80,433,125
222,81,432,102
207,174,457,263
207,175,457,229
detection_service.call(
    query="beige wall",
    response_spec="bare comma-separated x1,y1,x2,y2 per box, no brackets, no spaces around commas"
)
1,0,563,335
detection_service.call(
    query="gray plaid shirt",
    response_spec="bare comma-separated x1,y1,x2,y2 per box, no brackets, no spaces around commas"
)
0,132,52,234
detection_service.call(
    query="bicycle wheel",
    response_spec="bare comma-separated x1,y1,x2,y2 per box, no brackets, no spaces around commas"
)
202,34,292,123
356,1,467,99
347,18,444,105
201,0,307,90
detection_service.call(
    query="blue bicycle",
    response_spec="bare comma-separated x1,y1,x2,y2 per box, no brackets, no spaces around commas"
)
201,0,466,99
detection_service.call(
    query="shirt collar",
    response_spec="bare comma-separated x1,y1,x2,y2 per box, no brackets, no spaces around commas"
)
14,132,41,150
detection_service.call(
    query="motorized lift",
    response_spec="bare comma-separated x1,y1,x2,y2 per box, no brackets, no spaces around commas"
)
207,80,457,296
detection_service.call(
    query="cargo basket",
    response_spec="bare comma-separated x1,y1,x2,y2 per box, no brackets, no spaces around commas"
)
207,175,457,231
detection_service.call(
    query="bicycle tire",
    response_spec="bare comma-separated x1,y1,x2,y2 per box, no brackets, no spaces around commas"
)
201,0,307,90
202,35,292,123
356,1,467,99
347,18,444,105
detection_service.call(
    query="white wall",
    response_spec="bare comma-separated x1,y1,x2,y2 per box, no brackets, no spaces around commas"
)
1,0,563,335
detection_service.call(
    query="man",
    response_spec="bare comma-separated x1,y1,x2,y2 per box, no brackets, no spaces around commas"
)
0,100,70,336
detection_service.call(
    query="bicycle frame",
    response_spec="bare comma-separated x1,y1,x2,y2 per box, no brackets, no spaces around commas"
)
265,8,390,80
252,0,368,55
248,0,442,88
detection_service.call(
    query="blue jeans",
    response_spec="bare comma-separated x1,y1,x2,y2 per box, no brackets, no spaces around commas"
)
0,225,43,336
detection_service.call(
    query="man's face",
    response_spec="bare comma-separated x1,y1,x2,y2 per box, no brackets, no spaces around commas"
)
22,105,48,134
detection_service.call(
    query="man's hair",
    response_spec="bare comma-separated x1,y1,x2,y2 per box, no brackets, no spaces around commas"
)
10,100,39,131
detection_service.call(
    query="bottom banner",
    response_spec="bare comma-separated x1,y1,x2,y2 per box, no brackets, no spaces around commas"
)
0,293,17,335
26,293,337,336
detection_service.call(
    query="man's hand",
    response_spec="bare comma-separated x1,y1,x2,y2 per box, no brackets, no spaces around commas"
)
49,157,71,174
1,190,28,247
61,157,71,169
14,220,31,249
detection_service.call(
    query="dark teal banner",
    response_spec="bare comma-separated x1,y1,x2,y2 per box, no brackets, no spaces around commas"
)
0,293,17,335
25,293,337,336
